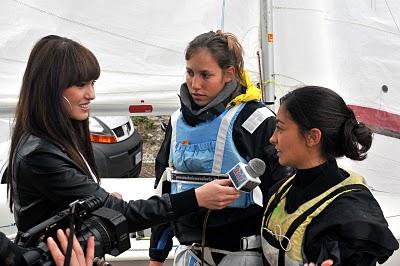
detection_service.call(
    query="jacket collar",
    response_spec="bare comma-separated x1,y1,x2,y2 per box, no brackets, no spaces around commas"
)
179,79,242,126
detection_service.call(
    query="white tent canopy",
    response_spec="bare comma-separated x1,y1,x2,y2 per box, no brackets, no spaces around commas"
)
0,0,260,117
271,0,400,116
1,0,399,118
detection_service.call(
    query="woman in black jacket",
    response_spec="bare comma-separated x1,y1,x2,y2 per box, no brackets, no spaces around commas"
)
6,35,239,241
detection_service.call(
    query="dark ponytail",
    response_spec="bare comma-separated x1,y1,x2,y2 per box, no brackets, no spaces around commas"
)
341,116,372,160
281,86,373,161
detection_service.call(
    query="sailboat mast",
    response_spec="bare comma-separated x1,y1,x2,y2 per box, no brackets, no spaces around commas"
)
260,0,275,111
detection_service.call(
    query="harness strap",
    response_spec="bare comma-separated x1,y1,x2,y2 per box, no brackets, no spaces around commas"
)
240,235,261,250
277,183,368,266
190,245,262,262
264,177,296,226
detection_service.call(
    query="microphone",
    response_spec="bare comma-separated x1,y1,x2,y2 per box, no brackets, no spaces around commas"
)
227,158,265,192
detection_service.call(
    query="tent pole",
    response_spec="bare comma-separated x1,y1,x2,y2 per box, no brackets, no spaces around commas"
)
260,0,276,111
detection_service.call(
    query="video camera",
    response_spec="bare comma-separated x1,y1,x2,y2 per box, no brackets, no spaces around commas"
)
17,196,130,265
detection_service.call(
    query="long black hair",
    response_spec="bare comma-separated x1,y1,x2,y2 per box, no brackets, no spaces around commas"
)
280,86,372,161
7,35,100,211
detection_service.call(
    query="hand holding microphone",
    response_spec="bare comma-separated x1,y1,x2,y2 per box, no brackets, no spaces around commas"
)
227,158,266,192
169,158,265,196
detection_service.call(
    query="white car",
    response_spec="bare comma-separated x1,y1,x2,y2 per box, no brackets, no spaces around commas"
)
0,116,143,182
90,116,143,178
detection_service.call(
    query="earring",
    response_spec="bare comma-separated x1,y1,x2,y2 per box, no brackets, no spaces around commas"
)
63,96,72,111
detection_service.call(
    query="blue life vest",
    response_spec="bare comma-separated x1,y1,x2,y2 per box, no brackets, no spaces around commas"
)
169,103,262,208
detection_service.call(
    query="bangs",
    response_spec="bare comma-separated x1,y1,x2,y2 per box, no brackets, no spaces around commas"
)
59,43,101,88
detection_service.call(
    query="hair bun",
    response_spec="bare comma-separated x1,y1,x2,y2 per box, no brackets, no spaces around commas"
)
343,117,358,135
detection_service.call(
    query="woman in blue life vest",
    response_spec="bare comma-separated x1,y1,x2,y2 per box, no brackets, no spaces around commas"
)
149,31,292,266
261,86,398,266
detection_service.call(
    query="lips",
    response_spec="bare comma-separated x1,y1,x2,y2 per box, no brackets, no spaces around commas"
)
192,92,205,97
80,103,90,111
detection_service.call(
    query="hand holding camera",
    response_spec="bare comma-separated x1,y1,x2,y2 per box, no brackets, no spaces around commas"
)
18,196,129,265
47,229,94,266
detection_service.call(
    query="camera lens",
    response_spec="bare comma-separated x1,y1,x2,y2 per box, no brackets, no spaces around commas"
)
75,216,113,257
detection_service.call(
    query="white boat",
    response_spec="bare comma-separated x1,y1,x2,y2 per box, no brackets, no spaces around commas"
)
0,0,399,264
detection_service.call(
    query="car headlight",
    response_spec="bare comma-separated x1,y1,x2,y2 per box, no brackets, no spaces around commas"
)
89,117,117,144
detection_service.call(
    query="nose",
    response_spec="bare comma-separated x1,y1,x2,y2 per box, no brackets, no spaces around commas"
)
269,131,277,145
85,83,95,100
190,75,201,90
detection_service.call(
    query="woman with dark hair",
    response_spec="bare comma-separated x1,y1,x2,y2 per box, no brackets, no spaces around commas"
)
261,86,398,265
6,35,240,242
149,31,292,265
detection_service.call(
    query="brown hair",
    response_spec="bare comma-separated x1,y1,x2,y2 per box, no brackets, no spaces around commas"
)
7,35,100,211
185,30,245,85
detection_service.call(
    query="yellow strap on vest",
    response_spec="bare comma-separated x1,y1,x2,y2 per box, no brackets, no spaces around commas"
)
265,175,296,212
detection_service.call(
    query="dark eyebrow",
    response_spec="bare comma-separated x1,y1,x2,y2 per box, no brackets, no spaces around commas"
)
200,70,210,74
276,118,285,125
186,68,212,74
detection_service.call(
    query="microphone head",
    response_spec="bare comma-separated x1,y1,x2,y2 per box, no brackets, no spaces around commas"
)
245,158,266,178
